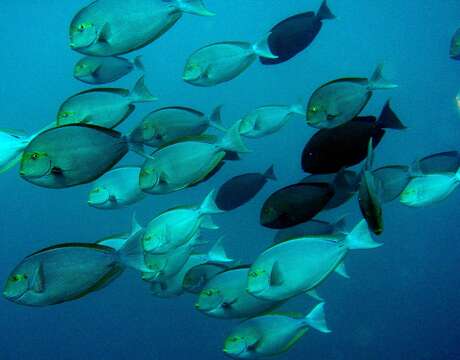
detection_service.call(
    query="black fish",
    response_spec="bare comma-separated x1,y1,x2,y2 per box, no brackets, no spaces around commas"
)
301,169,360,209
260,0,335,65
301,100,405,174
358,142,384,235
260,182,334,229
216,165,276,211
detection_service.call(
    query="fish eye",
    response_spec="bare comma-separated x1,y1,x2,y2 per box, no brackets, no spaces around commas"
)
311,106,319,113
31,153,40,160
204,289,213,296
78,22,92,32
249,271,258,278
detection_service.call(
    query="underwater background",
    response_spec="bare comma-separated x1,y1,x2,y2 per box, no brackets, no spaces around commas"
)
1,1,460,359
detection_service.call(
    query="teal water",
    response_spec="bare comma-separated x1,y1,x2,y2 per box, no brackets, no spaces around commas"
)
1,1,459,359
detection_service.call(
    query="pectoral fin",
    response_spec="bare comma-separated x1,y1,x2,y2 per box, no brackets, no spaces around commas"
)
269,261,284,287
31,262,45,293
97,23,111,44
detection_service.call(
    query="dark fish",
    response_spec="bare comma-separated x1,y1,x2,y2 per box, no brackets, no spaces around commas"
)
372,165,411,203
302,100,405,174
301,169,360,209
216,165,277,211
358,142,383,235
260,182,334,229
450,28,460,60
273,217,346,244
260,0,335,65
412,151,460,175
20,124,129,189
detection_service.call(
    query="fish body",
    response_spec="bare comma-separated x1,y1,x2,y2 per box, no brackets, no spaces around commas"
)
74,55,144,84
216,166,276,211
260,182,334,229
223,303,330,359
400,171,460,207
130,105,223,147
450,28,460,60
260,0,335,65
70,0,214,56
88,166,146,209
139,121,248,194
183,36,276,87
143,190,222,254
57,77,156,128
247,220,380,302
302,101,405,173
238,104,305,138
196,266,281,319
306,65,397,129
20,124,128,189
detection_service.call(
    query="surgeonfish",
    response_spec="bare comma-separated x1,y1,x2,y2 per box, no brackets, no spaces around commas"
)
222,303,330,358
306,65,398,129
69,0,214,56
183,35,277,87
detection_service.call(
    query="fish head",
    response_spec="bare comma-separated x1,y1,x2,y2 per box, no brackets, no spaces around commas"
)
260,205,281,228
20,151,52,179
87,186,111,208
306,103,328,127
247,268,270,296
69,20,98,50
183,62,203,82
450,37,460,59
3,270,30,302
139,165,160,192
223,335,248,358
73,59,94,78
400,185,419,206
195,287,224,312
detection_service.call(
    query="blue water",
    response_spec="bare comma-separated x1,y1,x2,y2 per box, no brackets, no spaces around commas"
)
1,1,460,359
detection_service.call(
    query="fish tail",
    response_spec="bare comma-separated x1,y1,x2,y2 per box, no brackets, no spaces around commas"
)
117,214,149,272
332,215,347,233
127,141,154,160
208,105,227,132
263,165,277,181
174,0,215,16
132,56,145,71
199,189,224,215
317,0,336,21
253,33,278,59
345,220,382,250
130,76,158,103
368,64,398,90
207,237,233,263
303,302,331,333
217,120,250,153
376,100,406,130
0,153,22,174
289,102,306,117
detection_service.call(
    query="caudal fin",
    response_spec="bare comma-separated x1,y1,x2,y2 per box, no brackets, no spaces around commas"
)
368,64,398,90
289,103,306,116
263,165,277,181
345,220,382,250
133,56,145,71
199,190,224,215
117,214,149,272
376,100,406,130
207,237,233,263
208,105,227,132
317,0,336,21
303,302,331,333
217,120,250,153
253,33,278,59
130,76,158,103
175,0,215,16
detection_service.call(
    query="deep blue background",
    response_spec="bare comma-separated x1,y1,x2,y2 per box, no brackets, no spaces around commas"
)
1,1,460,359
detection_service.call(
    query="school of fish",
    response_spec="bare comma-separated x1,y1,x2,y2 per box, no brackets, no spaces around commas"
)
2,1,460,358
